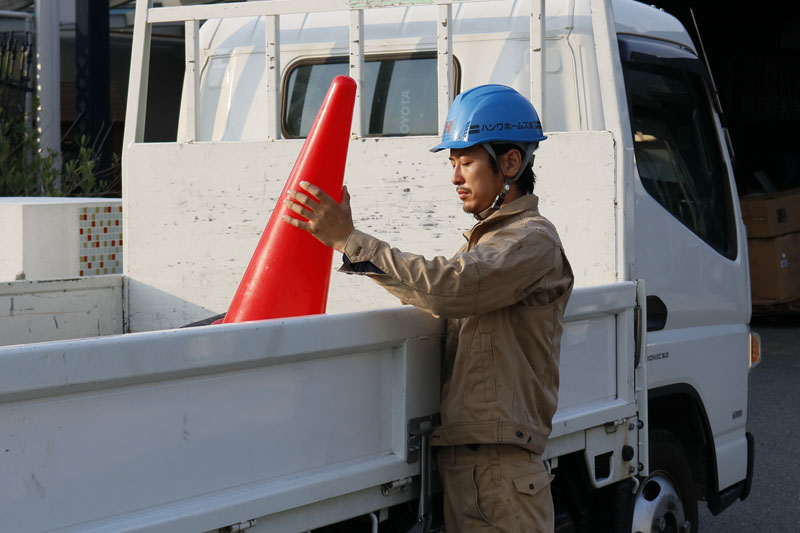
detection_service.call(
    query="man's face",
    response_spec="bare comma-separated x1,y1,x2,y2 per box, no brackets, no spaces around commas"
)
449,145,504,215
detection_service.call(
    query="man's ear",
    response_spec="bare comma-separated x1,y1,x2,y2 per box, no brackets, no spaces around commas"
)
500,148,522,178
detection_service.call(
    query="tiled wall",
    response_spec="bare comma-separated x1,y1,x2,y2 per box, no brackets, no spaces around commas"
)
79,204,123,277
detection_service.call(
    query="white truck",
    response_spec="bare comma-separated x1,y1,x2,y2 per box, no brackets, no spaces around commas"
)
0,0,758,531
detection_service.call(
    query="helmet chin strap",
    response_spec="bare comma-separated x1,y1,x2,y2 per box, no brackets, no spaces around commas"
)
475,143,537,221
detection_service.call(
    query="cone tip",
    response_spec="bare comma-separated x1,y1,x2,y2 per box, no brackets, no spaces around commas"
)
332,75,356,89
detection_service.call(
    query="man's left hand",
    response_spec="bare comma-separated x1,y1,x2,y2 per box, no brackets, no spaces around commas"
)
282,181,354,253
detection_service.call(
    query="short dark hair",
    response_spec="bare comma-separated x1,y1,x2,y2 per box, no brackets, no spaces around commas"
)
487,143,536,194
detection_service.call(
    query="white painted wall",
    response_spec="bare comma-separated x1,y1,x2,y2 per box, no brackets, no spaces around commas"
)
0,198,122,282
0,204,24,281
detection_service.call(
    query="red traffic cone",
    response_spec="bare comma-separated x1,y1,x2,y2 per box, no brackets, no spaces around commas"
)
222,75,356,323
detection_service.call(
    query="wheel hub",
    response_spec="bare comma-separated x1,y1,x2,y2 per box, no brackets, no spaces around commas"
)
631,472,692,533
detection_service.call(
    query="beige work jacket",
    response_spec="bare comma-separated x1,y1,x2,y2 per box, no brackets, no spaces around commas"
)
341,194,573,455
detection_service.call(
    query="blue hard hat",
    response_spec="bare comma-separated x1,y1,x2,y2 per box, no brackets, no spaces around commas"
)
430,84,547,152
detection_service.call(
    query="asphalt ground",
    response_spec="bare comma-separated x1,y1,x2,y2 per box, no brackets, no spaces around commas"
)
698,317,800,532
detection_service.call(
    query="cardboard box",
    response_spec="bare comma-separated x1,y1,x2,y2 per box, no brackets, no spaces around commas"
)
748,232,800,304
740,188,800,238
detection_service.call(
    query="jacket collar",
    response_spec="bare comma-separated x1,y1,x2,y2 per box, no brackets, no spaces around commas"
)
464,194,540,241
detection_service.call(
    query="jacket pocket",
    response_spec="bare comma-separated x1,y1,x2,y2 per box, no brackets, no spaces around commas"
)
512,469,554,498
479,333,497,402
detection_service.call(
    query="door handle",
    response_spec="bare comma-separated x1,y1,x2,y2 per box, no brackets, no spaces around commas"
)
647,295,668,332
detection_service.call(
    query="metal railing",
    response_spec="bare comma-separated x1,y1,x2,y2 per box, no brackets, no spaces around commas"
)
123,0,548,146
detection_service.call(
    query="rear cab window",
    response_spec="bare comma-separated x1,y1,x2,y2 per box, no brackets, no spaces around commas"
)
283,53,459,138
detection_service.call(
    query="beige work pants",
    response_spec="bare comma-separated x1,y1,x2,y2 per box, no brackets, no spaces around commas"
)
436,444,555,533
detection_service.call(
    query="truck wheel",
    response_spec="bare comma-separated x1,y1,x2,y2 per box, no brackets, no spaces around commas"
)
631,430,698,533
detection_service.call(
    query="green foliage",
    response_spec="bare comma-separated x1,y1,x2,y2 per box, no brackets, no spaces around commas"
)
0,103,118,197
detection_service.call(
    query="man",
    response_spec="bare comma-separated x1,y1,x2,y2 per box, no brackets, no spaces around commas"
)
283,84,573,532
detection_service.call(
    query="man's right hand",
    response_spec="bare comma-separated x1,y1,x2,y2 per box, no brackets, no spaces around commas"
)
282,181,355,253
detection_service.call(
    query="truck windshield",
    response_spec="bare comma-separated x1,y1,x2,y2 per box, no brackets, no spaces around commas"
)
283,53,454,138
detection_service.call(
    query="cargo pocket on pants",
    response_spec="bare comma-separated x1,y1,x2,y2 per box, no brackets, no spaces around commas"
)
512,469,555,532
512,469,554,497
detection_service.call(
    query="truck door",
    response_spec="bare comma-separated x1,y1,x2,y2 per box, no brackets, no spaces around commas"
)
619,35,751,492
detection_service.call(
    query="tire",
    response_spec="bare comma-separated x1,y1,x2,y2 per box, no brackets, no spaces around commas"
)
630,430,698,533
